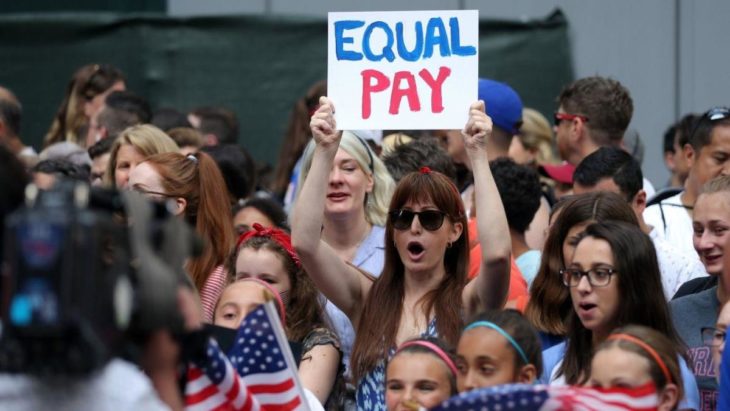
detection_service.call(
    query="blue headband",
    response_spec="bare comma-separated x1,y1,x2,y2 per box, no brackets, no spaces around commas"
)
464,321,529,365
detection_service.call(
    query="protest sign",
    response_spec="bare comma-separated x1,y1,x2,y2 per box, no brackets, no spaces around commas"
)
328,10,479,130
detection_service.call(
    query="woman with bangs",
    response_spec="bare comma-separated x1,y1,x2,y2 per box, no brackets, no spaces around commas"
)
292,98,511,410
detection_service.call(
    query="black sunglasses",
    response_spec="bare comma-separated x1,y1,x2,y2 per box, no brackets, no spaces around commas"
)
390,209,447,231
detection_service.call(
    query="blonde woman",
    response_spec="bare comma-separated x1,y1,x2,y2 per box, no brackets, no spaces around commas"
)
103,124,179,189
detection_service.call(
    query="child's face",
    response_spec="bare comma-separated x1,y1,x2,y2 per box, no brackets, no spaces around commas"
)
385,352,453,411
589,346,652,389
455,328,522,391
213,282,269,329
234,247,292,293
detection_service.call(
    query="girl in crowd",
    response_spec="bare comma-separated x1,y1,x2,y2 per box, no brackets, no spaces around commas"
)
590,325,683,411
456,309,542,391
385,337,458,411
127,151,233,321
44,63,126,147
232,196,289,235
296,128,395,375
525,192,639,349
217,224,343,408
541,221,699,409
104,124,179,189
292,98,511,409
670,175,730,410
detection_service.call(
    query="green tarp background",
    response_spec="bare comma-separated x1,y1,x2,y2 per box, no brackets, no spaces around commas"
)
0,9,573,167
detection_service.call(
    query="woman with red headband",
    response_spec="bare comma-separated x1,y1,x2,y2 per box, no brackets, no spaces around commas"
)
292,98,511,410
590,325,683,411
215,223,344,409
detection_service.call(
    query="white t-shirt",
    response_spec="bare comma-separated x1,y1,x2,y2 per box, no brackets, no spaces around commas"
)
0,359,170,411
649,228,708,299
643,192,698,259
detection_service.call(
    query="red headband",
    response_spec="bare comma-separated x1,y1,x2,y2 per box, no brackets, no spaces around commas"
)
236,223,301,268
396,340,458,377
237,278,287,325
607,333,673,384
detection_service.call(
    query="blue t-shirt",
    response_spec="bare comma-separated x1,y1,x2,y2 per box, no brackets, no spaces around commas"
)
719,340,730,411
541,341,700,410
516,249,541,289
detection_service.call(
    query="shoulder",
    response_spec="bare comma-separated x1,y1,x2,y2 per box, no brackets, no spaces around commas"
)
540,341,566,384
302,327,341,354
671,286,718,313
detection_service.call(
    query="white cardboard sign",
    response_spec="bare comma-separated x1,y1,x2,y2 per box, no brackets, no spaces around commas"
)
327,10,479,130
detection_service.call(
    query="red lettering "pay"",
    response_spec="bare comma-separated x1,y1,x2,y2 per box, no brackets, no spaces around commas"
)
360,66,451,119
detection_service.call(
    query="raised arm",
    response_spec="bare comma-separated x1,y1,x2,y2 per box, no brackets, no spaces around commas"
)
290,97,372,323
461,101,512,314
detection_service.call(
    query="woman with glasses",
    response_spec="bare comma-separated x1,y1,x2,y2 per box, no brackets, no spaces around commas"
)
540,220,699,409
127,151,234,322
292,98,511,410
670,175,730,410
44,63,126,148
525,191,639,350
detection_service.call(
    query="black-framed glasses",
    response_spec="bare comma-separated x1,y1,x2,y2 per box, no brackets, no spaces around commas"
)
560,267,616,287
390,209,447,231
701,327,727,347
554,112,589,127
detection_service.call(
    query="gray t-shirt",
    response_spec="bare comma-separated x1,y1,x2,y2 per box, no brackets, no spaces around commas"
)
670,286,719,411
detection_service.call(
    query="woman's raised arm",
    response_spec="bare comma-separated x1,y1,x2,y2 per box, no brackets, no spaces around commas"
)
461,101,512,314
290,97,372,323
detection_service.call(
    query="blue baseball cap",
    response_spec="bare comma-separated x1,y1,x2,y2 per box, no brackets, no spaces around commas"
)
477,78,523,134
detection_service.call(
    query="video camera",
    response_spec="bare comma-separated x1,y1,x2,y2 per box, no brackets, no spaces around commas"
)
0,181,198,376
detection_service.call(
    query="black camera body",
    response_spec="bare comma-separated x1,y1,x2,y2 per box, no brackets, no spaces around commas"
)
0,182,195,376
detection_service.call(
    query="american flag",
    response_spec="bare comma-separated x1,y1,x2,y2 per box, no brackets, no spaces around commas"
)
185,301,308,411
185,338,261,411
431,383,659,411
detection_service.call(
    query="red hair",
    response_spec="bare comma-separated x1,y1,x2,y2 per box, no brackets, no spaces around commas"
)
144,152,234,290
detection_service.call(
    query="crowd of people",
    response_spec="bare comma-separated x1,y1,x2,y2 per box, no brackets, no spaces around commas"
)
1,62,730,411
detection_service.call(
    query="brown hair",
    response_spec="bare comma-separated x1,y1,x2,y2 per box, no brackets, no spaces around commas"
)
596,325,683,401
524,192,639,335
145,151,234,290
227,235,331,342
167,127,204,150
44,63,125,147
351,170,468,382
558,76,633,146
560,222,681,385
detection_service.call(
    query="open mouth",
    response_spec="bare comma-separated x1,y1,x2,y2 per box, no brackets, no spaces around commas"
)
579,302,597,312
327,192,348,200
406,241,425,259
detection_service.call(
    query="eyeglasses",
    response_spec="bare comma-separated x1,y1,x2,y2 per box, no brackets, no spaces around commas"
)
390,209,447,231
132,187,176,200
554,112,589,127
560,267,616,287
701,327,727,347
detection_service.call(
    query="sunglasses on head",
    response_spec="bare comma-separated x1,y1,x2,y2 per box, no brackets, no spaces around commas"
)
688,106,730,142
390,209,447,231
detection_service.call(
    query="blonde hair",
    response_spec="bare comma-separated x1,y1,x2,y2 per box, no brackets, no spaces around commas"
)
298,131,395,226
517,108,558,165
103,124,179,187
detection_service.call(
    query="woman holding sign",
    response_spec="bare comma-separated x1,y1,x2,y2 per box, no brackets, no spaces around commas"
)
292,97,511,410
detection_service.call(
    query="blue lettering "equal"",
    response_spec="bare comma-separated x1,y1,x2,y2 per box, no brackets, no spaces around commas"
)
334,16,476,62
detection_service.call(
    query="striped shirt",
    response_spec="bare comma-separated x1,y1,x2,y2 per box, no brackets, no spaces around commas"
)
200,265,228,323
